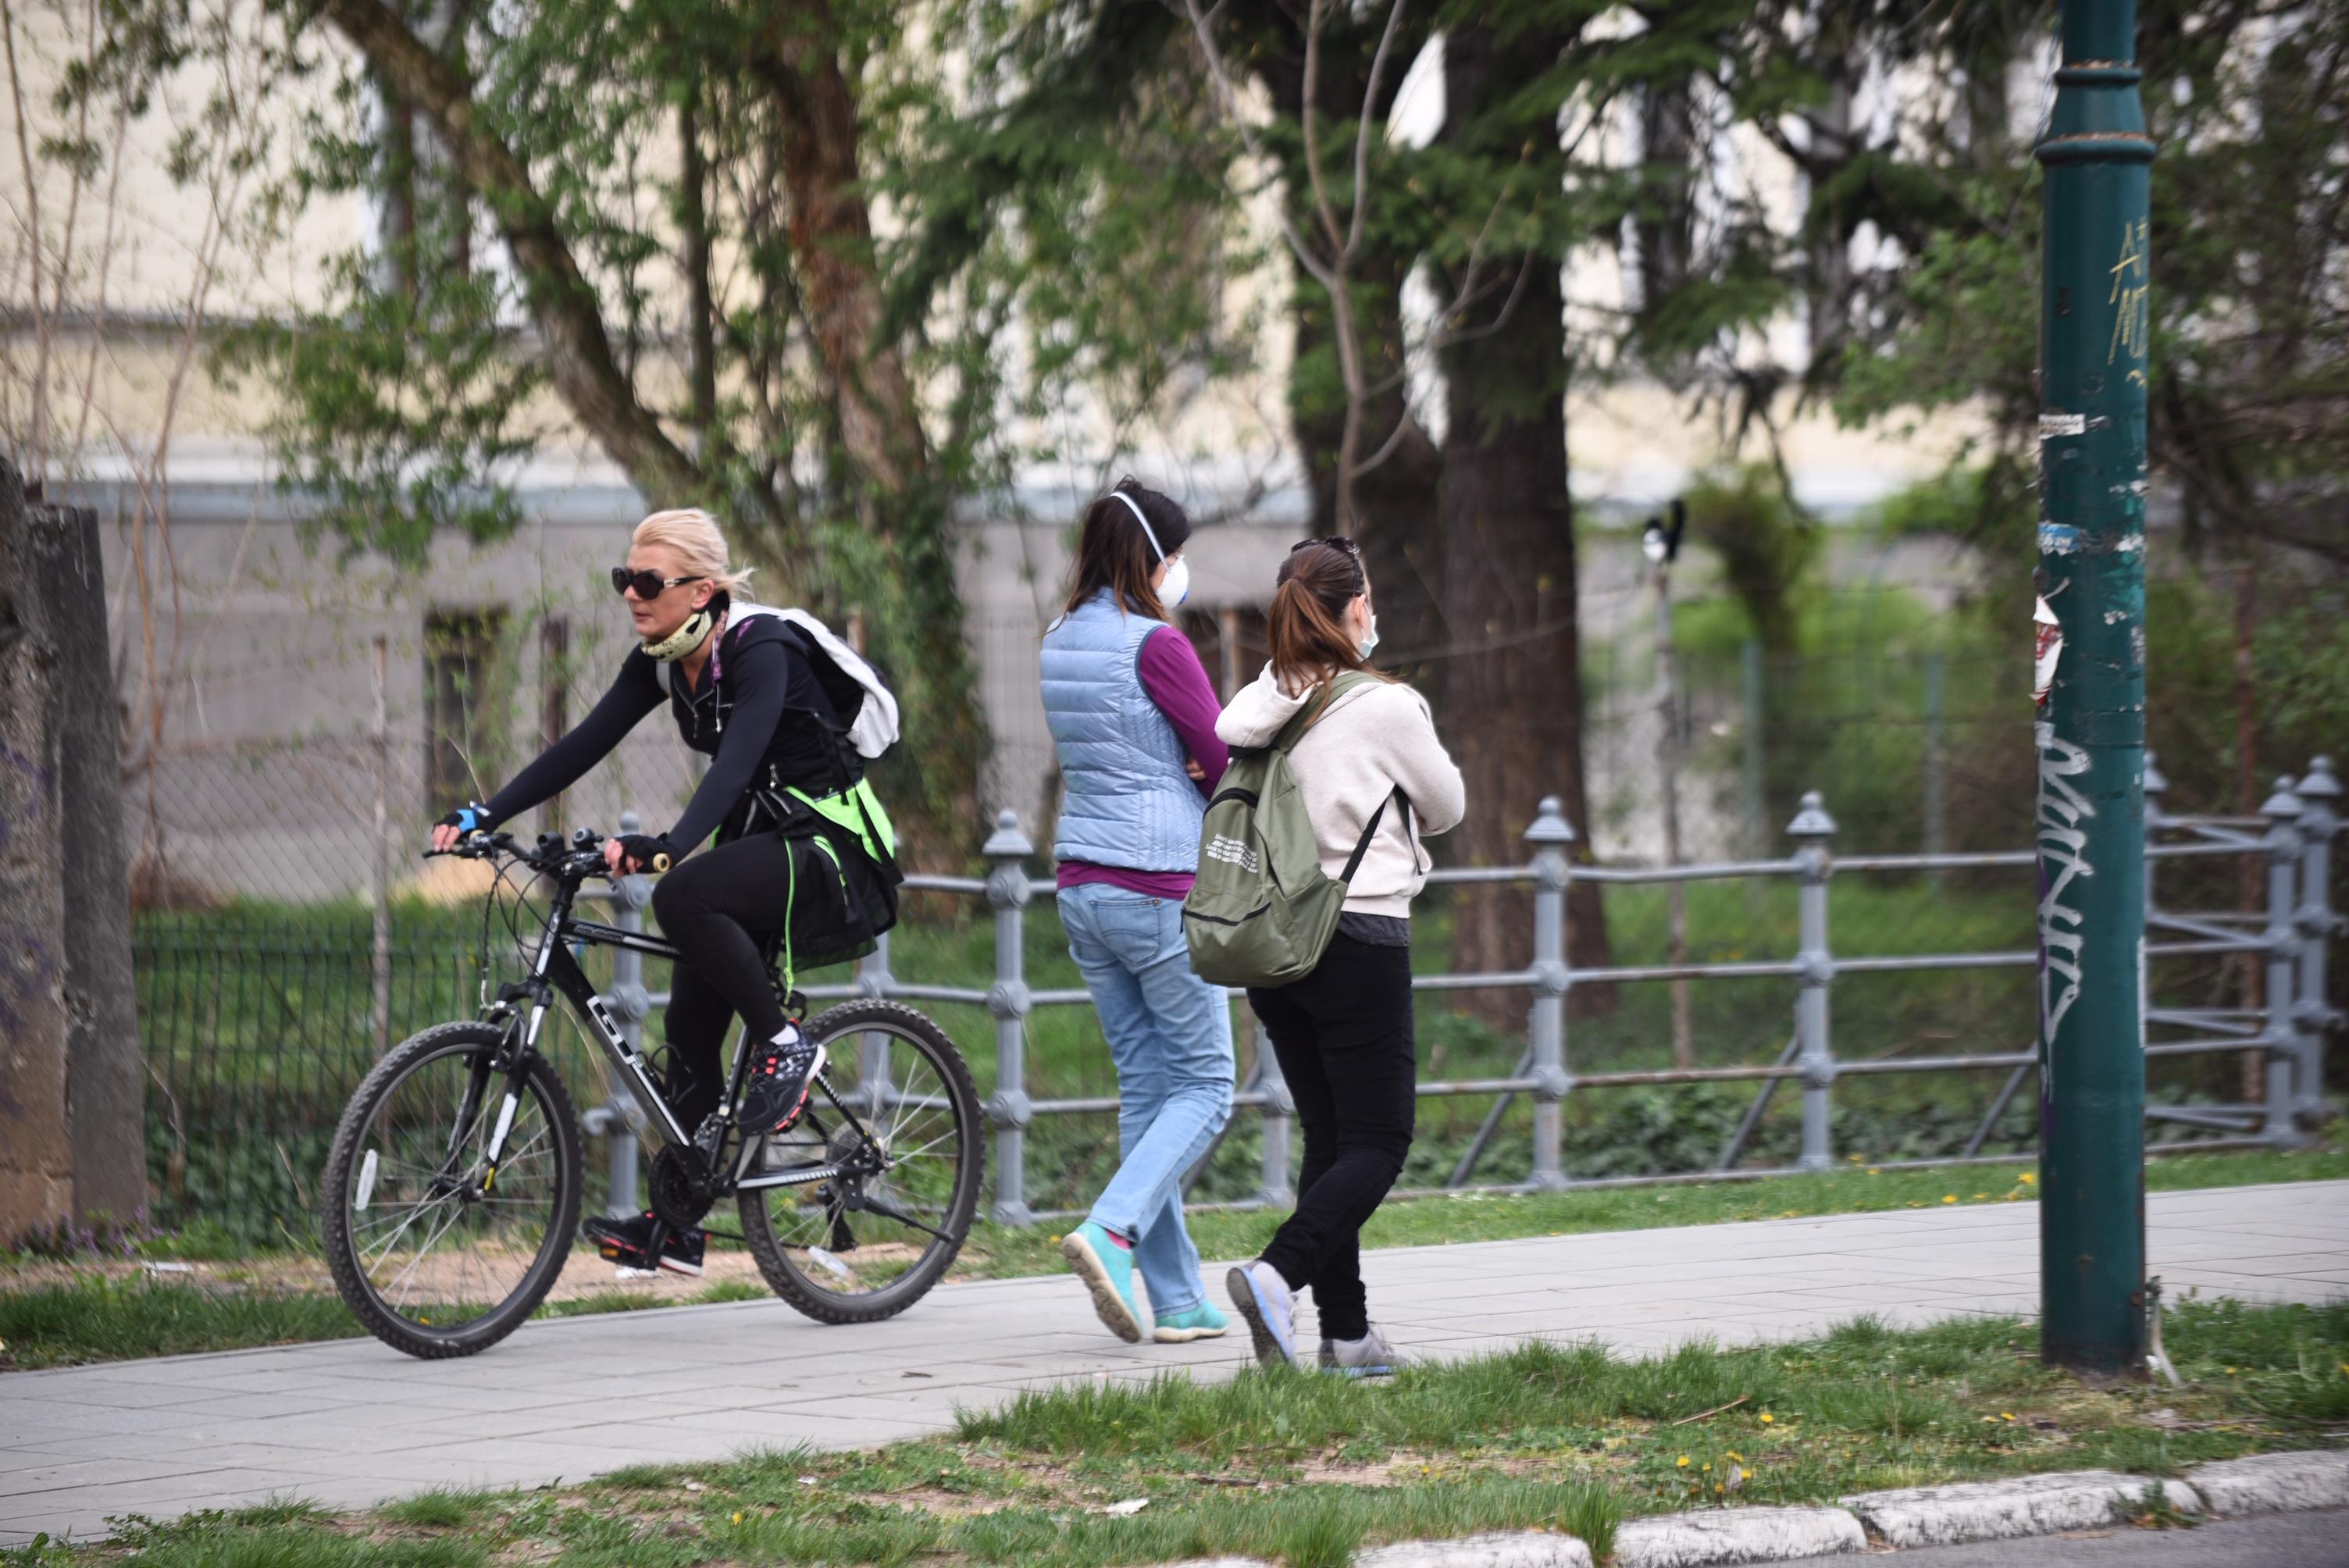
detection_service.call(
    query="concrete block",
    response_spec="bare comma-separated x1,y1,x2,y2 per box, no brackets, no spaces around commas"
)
1613,1506,1866,1566
1354,1531,1594,1568
1841,1470,2198,1548
2187,1450,2349,1517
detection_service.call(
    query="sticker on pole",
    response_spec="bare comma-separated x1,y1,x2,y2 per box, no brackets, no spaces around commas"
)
2034,594,2064,707
2040,413,2086,439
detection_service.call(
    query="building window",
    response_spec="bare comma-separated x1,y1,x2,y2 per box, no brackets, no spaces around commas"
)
424,608,508,809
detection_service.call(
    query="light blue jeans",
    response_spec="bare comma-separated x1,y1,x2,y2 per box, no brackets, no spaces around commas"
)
1057,882,1235,1317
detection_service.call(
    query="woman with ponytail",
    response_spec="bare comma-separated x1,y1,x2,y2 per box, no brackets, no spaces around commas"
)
1038,479,1236,1345
1217,539,1464,1375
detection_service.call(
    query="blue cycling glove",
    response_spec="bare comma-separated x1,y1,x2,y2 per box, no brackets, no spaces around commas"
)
437,803,492,834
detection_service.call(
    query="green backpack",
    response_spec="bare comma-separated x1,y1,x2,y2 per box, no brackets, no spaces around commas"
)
1182,672,1408,989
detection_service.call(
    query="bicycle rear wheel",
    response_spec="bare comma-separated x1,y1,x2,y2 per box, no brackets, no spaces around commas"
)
322,1021,583,1358
740,1000,983,1324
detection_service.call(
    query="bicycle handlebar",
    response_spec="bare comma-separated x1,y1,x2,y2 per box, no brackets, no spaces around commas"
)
422,828,660,882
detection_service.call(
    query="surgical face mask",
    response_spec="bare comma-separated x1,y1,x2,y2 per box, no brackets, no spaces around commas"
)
642,606,715,661
1160,556,1192,608
1357,611,1380,661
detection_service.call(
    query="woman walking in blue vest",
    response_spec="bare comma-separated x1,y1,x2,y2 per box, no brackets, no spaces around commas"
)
1039,479,1235,1345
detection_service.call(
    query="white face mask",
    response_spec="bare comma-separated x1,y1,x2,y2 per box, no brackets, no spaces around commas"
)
1357,610,1380,661
1160,556,1192,608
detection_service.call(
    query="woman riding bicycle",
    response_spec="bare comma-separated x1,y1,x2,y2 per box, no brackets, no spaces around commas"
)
430,507,902,1278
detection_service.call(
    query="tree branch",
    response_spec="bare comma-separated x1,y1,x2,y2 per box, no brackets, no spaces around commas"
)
314,0,705,505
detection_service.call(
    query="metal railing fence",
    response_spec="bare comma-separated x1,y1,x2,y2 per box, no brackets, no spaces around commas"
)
579,756,2344,1224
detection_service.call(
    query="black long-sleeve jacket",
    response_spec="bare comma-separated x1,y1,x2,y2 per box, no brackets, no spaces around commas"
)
477,611,850,853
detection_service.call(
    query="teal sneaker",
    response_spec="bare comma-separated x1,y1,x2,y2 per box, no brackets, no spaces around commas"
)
1152,1299,1230,1344
1061,1221,1144,1343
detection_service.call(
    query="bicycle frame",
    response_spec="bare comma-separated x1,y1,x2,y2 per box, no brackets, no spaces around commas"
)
478,864,867,1198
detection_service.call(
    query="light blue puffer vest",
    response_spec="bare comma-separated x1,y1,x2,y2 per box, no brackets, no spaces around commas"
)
1040,590,1204,871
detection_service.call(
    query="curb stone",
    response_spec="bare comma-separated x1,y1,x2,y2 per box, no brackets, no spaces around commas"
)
1353,1533,1593,1568
1613,1506,1865,1566
1130,1449,2347,1568
2187,1450,2349,1517
1840,1470,2201,1548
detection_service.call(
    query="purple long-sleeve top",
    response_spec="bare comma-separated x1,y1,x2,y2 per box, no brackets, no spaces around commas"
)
1057,625,1230,898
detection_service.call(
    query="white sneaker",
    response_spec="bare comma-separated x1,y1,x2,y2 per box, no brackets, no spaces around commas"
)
1320,1324,1407,1377
1224,1260,1299,1369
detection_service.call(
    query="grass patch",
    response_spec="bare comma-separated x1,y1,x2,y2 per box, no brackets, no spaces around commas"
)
0,1275,356,1370
6,1145,2342,1369
375,1490,503,1531
10,1299,2342,1566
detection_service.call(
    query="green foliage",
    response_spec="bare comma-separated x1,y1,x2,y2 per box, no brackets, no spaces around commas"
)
1680,464,1821,654
215,258,537,565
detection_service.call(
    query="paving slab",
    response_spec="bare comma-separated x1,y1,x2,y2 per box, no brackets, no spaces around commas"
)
2,1179,2342,1546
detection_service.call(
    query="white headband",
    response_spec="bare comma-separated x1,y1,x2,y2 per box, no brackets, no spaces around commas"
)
1110,490,1165,561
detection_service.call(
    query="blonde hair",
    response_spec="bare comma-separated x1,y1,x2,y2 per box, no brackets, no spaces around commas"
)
632,508,754,597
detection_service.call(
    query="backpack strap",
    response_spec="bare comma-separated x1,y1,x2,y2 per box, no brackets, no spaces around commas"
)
1270,669,1381,754
1339,788,1401,884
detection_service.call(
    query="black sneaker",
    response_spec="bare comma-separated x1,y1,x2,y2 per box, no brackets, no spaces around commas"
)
738,1028,826,1135
584,1211,706,1278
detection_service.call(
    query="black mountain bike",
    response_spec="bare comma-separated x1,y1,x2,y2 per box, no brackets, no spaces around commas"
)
319,829,983,1360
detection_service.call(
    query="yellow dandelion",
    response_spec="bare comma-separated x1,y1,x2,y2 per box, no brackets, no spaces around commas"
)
1759,1413,1775,1425
2226,1367,2237,1374
2001,1413,2016,1422
2019,1173,2037,1185
1941,1195,1958,1205
733,1511,744,1524
1972,1192,1991,1201
1702,1463,1713,1472
1677,1455,1691,1468
1726,1452,1744,1462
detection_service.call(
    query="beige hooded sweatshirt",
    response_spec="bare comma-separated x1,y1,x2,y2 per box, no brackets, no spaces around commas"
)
1214,665,1467,919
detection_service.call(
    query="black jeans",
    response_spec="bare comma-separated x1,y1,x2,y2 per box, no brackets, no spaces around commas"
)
651,832,806,1131
1246,932,1416,1343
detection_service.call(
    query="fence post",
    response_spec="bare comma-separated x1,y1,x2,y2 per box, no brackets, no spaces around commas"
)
982,811,1037,1226
2260,780,2304,1149
1741,641,1766,857
1526,796,1576,1190
2144,753,2166,1037
2293,757,2340,1129
1788,791,1837,1172
602,809,654,1217
1253,1003,1294,1206
1922,653,1947,871
857,928,898,1121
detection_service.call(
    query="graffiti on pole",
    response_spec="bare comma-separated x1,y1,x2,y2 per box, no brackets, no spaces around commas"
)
2037,720,2098,1064
2108,219,2151,380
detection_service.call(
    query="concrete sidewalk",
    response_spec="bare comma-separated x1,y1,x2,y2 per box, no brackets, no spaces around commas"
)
3,1180,2343,1545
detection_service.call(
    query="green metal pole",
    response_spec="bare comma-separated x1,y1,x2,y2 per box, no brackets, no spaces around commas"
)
2035,0,2154,1377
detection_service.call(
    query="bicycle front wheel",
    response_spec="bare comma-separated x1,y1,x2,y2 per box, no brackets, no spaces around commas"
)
740,1000,984,1324
322,1021,583,1358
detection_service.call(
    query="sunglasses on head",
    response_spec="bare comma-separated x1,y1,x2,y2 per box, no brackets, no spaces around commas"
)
1290,536,1361,558
610,567,706,600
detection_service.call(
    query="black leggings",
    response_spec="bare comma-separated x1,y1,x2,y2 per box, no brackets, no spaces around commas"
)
1246,933,1417,1343
649,832,797,1132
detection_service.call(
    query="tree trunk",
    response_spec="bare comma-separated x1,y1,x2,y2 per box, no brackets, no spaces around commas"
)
1247,5,1445,689
1442,22,1611,1020
755,0,925,495
1287,248,1445,688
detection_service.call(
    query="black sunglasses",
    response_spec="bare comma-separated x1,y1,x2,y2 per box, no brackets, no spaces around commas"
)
610,567,706,600
1291,536,1362,558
